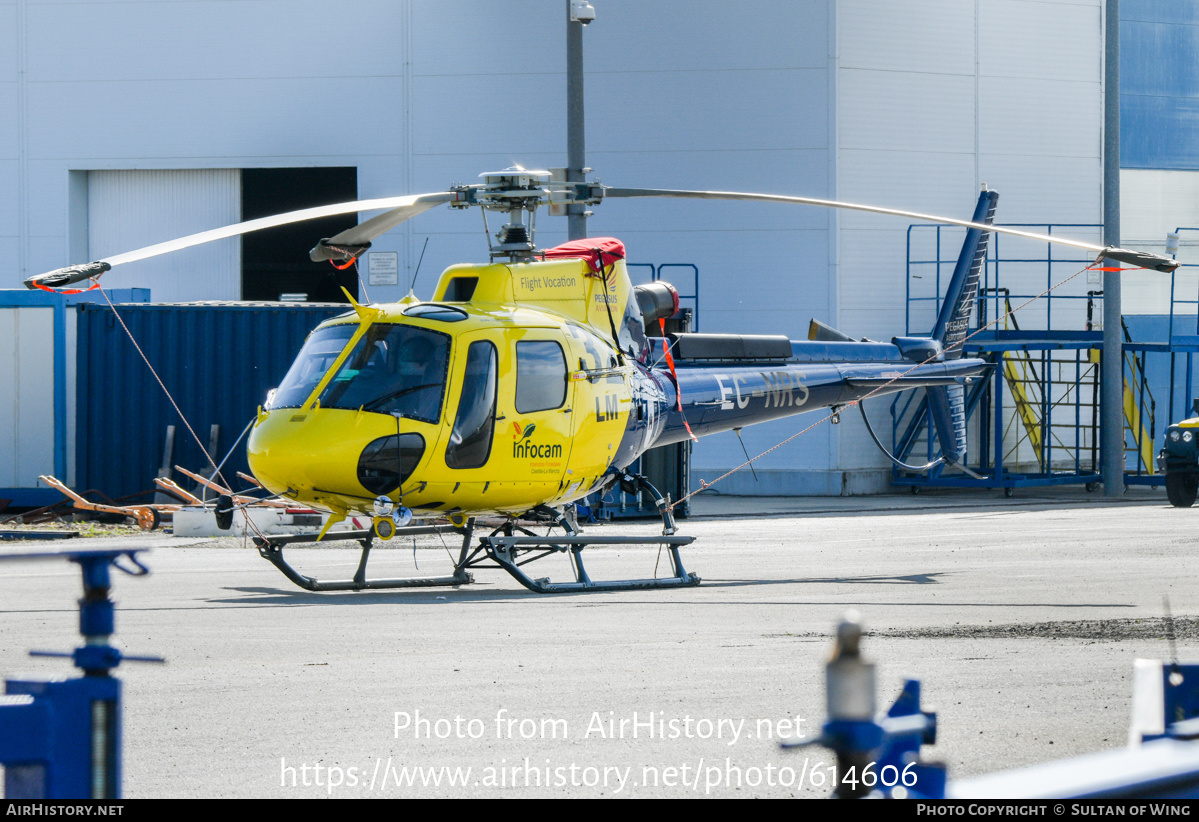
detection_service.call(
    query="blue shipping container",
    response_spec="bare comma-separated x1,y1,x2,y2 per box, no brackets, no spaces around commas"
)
76,302,348,501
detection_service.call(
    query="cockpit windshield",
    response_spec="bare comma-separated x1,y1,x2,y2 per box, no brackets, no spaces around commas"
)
270,323,357,410
319,323,451,423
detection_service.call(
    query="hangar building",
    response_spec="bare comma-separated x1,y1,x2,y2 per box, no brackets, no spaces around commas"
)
2,0,1196,499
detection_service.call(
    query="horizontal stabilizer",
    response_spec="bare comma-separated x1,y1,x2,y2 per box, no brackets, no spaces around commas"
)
809,319,856,343
844,375,967,389
842,359,989,390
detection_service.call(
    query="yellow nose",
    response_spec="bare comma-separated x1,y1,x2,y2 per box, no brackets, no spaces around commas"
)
246,407,432,506
247,408,375,497
245,409,319,496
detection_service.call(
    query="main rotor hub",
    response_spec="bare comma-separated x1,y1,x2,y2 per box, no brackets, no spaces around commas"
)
448,167,557,260
478,167,552,200
444,166,606,261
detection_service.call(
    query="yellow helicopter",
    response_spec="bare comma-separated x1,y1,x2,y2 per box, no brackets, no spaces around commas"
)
25,167,1177,593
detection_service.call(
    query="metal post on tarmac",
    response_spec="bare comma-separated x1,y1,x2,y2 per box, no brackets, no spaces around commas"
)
780,612,944,798
785,612,1199,799
566,0,594,241
1102,0,1125,497
0,548,161,799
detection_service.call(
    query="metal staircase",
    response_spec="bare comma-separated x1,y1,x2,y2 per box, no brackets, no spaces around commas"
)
889,284,1156,491
988,294,1155,478
1121,338,1157,476
991,290,1102,474
893,220,1199,493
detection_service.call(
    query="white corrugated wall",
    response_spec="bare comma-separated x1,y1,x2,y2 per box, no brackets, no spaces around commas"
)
834,0,1104,480
87,169,241,302
1121,169,1199,316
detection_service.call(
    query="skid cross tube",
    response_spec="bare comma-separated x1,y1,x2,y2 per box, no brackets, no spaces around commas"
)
254,522,475,591
479,534,699,593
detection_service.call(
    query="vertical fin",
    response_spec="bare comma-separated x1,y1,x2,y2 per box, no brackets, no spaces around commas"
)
927,382,969,466
923,188,998,472
932,188,999,359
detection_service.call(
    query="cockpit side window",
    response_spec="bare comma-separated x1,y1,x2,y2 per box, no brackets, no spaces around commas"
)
515,340,568,413
445,341,498,469
319,324,451,423
270,324,357,409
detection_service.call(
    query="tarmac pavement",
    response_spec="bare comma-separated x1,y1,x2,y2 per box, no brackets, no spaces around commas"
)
0,485,1193,797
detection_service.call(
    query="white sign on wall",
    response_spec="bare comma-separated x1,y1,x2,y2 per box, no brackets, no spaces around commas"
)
368,252,400,286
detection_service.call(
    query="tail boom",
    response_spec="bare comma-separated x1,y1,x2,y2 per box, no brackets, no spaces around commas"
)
649,354,988,448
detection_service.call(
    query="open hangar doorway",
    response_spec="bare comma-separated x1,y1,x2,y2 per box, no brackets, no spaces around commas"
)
241,167,359,303
81,168,360,303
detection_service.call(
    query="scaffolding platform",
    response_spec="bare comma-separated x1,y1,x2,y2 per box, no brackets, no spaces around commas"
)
897,222,1175,494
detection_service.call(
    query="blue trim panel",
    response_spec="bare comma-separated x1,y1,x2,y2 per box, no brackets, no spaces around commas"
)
1123,0,1199,26
0,488,64,508
1121,13,1199,169
1122,94,1199,170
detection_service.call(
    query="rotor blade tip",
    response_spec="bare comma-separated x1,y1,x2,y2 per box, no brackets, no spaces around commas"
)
1103,247,1181,273
309,240,369,264
24,261,111,290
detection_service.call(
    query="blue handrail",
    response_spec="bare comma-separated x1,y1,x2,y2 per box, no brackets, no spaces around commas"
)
655,263,700,330
906,223,1101,336
626,262,700,330
1167,227,1199,345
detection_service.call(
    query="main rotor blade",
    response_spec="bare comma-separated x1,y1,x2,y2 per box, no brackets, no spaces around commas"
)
310,193,455,261
24,191,453,290
603,187,1179,272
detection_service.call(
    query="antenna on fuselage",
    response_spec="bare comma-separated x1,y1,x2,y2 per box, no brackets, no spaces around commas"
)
410,237,430,296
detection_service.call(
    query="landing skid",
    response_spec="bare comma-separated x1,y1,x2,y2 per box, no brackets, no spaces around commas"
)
480,532,699,593
253,522,475,591
254,473,699,594
466,473,699,593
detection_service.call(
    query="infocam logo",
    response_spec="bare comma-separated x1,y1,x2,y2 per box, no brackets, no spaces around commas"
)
511,420,562,459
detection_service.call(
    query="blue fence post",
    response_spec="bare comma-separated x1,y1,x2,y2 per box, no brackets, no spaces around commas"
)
656,264,699,330
0,549,160,799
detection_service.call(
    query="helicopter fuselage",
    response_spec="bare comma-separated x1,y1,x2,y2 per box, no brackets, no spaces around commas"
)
245,249,986,521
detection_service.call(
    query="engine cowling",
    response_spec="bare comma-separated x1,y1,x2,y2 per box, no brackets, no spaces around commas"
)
633,281,679,326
